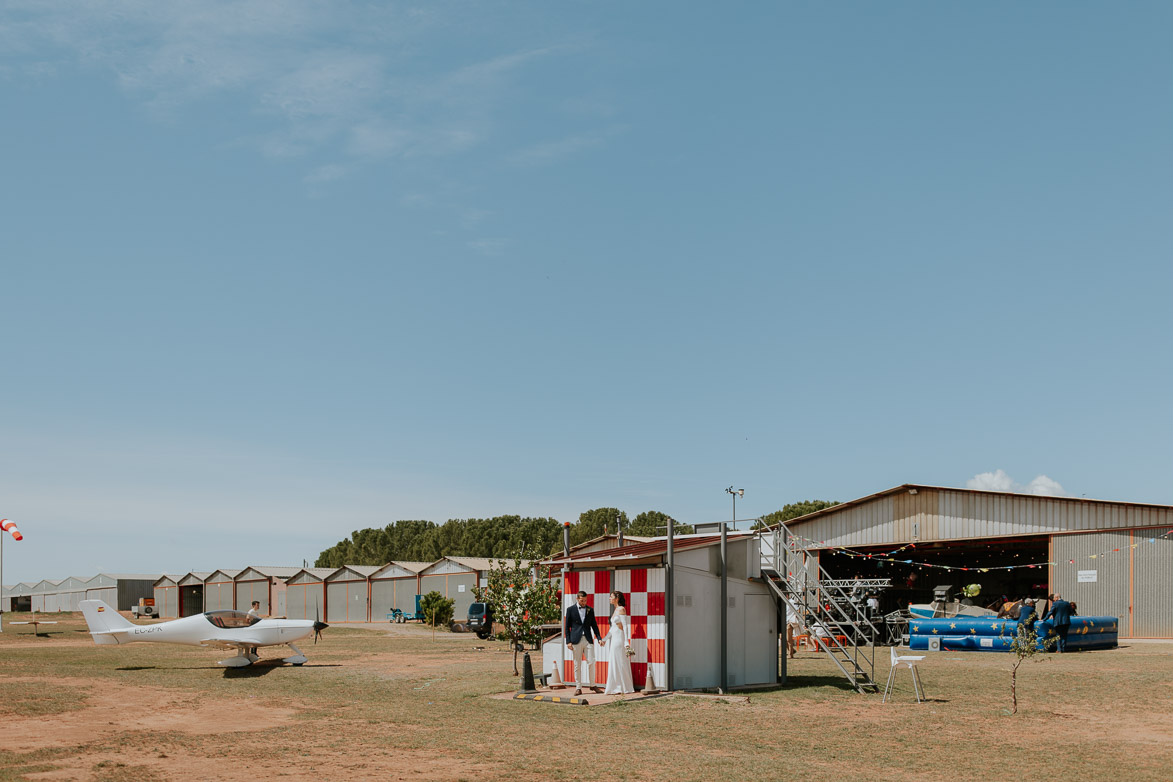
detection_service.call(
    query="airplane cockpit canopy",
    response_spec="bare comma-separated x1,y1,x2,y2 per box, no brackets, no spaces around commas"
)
204,610,262,629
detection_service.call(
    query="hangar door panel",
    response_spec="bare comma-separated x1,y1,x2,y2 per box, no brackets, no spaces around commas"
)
204,582,233,611
370,581,397,619
419,575,447,600
1133,530,1173,638
288,584,324,620
393,579,417,612
1053,532,1129,632
235,582,269,614
449,574,476,617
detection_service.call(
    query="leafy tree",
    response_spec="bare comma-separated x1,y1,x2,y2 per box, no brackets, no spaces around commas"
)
628,510,693,536
1002,616,1056,714
755,500,839,529
314,517,562,566
571,507,628,546
473,553,562,676
419,591,455,628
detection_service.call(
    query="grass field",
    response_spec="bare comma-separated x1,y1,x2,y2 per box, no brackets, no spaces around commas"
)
1,612,1170,781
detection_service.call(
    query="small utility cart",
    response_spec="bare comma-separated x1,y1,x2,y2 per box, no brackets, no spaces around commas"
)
387,594,425,623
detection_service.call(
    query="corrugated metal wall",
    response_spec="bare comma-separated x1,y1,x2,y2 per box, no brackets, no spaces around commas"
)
1049,532,1130,630
235,580,270,613
286,582,325,620
1132,528,1173,637
204,580,234,611
419,572,477,618
370,578,416,618
86,586,117,605
154,586,178,618
792,489,1173,547
326,581,368,622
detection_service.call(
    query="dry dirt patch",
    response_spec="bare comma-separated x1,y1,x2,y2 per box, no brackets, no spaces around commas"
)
22,748,493,782
3,676,295,753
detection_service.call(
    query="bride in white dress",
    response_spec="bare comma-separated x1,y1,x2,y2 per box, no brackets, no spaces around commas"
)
602,590,635,695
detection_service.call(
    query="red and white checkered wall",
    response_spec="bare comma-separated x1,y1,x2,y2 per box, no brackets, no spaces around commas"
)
562,567,666,689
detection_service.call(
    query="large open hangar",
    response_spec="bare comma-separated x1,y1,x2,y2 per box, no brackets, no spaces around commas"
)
784,484,1173,638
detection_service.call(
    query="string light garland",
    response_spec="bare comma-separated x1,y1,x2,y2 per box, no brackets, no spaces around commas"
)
784,529,1172,573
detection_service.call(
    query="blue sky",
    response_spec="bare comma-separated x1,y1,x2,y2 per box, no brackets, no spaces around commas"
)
2,2,1171,584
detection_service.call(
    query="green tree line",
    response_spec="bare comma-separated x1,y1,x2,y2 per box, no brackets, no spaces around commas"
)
315,501,835,567
315,507,694,568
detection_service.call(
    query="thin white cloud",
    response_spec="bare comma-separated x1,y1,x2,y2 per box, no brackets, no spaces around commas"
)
508,125,625,166
0,2,565,168
467,238,507,257
967,469,1067,497
304,164,349,184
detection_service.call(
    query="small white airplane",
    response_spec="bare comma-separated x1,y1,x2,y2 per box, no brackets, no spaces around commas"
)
80,599,328,667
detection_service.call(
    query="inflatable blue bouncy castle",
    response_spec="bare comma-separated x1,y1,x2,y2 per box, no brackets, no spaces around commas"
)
907,616,1119,652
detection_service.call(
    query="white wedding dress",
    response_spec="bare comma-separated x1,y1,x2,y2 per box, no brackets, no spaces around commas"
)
602,612,635,694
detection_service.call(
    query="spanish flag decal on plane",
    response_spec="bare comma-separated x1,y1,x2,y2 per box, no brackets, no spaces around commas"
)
96,607,105,612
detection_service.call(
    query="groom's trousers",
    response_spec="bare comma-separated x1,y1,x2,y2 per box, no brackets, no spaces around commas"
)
569,638,595,688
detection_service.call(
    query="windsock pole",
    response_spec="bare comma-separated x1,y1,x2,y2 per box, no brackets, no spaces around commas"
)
1,519,23,634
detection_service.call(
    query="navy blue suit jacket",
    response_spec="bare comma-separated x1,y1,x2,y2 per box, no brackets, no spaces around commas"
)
1045,600,1073,627
564,603,601,645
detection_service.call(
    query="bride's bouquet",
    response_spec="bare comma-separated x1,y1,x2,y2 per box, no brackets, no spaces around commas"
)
624,645,635,657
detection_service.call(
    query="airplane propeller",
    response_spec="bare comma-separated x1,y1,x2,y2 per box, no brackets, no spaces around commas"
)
313,607,328,644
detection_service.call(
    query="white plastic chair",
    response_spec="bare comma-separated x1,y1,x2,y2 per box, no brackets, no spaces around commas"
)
882,644,926,703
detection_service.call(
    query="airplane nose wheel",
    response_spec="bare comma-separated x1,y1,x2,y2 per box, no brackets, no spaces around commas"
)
283,643,309,666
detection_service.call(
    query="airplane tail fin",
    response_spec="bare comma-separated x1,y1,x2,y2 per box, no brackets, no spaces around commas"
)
79,599,135,644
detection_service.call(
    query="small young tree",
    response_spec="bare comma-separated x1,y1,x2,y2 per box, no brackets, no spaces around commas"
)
419,591,455,628
473,553,562,676
1002,616,1056,714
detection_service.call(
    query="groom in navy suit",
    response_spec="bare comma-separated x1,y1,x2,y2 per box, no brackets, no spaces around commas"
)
565,590,603,695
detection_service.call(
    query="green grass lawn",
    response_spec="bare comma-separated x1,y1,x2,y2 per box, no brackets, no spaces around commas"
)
1,613,1170,781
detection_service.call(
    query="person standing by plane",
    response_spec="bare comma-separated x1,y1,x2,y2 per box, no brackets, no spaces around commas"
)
246,601,262,658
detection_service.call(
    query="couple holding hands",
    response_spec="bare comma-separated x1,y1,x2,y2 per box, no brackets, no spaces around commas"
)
564,590,635,696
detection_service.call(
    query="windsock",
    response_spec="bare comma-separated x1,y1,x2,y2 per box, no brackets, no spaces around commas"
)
1,519,22,541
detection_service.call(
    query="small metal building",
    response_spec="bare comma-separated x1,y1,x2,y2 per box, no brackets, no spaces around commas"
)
234,566,300,615
542,533,778,691
325,565,380,623
203,570,238,611
780,484,1173,638
178,572,210,617
2,582,36,612
84,574,158,610
285,568,333,620
369,561,430,620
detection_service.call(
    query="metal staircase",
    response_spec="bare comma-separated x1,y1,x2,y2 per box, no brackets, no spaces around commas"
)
758,522,883,694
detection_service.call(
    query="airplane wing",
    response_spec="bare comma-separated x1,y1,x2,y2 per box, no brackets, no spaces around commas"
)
198,636,269,650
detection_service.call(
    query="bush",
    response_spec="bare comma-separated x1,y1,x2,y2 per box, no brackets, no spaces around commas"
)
419,591,455,627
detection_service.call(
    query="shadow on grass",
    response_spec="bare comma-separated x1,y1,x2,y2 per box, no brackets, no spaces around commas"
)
775,675,865,692
223,662,344,678
11,631,66,638
114,663,344,674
